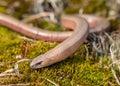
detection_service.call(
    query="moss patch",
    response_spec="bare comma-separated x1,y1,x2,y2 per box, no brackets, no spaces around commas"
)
0,21,115,86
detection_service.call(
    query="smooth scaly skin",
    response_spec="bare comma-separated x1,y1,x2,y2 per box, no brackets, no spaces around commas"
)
0,13,72,42
0,13,110,69
30,16,89,69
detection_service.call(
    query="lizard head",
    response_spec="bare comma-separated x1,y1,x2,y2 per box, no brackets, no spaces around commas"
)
30,55,51,69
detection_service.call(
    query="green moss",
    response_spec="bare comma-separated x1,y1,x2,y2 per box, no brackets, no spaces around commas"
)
31,20,63,31
0,27,113,85
0,7,6,13
65,0,107,15
70,0,83,4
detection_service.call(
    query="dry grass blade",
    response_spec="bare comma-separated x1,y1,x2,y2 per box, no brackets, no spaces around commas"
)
0,83,30,86
41,77,59,86
111,67,120,85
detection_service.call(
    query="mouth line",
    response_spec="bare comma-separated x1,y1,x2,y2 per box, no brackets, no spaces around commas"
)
30,61,43,69
35,61,43,66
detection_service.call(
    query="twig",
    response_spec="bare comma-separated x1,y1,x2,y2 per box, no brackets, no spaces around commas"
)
0,83,30,86
111,67,120,85
0,59,31,77
84,44,89,60
108,59,120,68
109,41,120,71
0,73,19,77
18,36,36,42
92,42,104,53
22,12,56,23
104,32,114,42
41,77,59,86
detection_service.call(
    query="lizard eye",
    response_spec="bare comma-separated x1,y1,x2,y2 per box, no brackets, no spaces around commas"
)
30,61,43,69
35,61,43,66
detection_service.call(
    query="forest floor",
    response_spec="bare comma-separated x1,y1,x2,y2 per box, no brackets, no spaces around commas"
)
0,0,120,85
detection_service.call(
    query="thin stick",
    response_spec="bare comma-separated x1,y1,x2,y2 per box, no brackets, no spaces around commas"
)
108,59,120,68
111,67,120,85
0,83,30,86
22,12,55,23
84,44,89,60
41,77,59,86
104,32,114,42
0,73,18,77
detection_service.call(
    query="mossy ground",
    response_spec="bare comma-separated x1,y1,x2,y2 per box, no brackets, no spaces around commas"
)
0,0,119,86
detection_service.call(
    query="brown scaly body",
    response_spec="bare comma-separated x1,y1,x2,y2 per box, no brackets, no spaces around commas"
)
0,13,109,69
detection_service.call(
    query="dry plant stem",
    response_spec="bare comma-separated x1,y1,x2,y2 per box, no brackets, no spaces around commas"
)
18,36,36,42
93,33,108,54
108,59,120,68
89,31,120,85
89,33,105,54
99,35,106,53
92,42,104,53
22,12,55,23
110,43,120,71
0,83,30,86
104,32,114,42
0,73,19,77
0,77,58,86
84,44,89,60
41,77,59,86
108,35,120,85
0,59,31,77
111,67,120,85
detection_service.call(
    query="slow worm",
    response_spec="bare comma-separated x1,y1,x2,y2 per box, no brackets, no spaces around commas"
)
0,13,110,69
